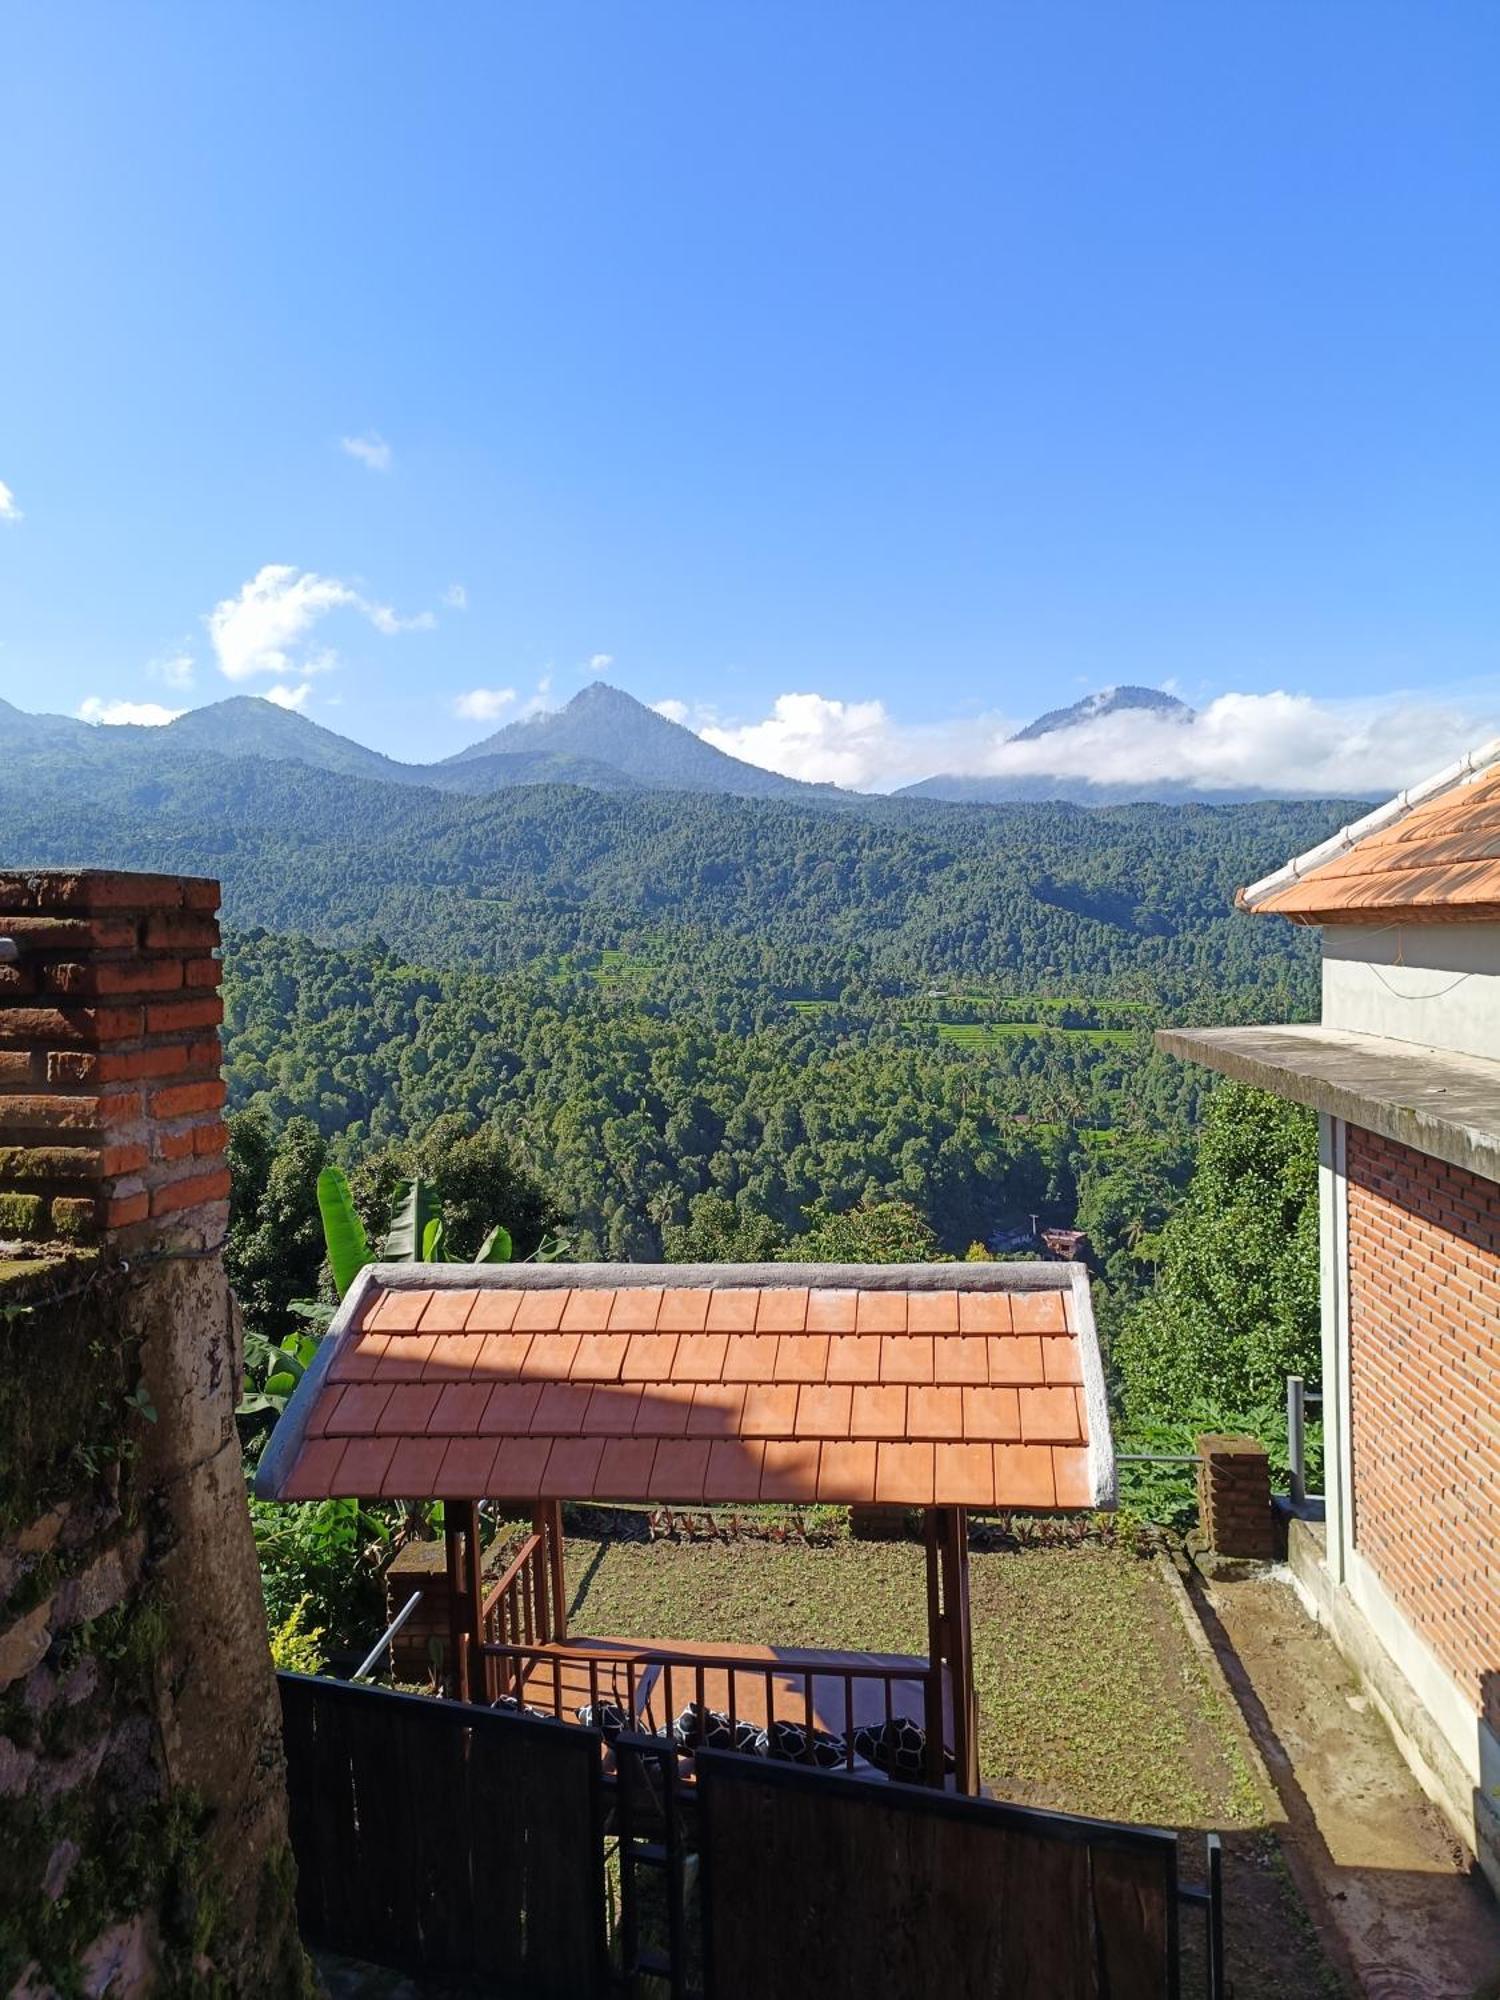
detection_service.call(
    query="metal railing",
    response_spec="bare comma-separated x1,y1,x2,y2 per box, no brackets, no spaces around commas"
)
351,1588,423,1684
1286,1374,1323,1507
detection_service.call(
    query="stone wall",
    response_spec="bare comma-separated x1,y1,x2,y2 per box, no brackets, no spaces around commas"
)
0,870,307,1995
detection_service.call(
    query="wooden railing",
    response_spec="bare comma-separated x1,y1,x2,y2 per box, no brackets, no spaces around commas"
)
471,1634,948,1785
479,1529,563,1698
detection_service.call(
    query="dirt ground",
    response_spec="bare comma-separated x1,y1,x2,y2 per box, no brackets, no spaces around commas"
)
1195,1565,1500,2000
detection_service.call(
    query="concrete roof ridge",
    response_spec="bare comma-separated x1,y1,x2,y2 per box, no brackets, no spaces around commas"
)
1237,736,1500,913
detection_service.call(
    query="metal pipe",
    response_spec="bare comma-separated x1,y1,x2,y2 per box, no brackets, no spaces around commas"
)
1116,1452,1200,1465
352,1588,423,1684
1287,1375,1306,1507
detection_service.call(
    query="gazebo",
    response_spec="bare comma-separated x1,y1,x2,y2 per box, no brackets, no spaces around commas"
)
258,1263,1113,1795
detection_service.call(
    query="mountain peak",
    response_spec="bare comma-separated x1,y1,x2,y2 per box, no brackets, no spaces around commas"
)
1009,685,1190,743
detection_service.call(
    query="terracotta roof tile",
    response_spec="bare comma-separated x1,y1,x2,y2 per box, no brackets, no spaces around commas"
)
988,1336,1044,1384
434,1437,500,1496
489,1436,552,1495
570,1333,628,1380
774,1334,830,1382
958,1293,1012,1334
761,1439,821,1500
513,1290,567,1332
382,1436,447,1498
876,1442,934,1505
1018,1385,1085,1444
326,1384,391,1435
806,1289,858,1333
906,1385,964,1440
608,1289,664,1331
934,1442,996,1508
906,1291,960,1333
850,1384,906,1437
649,1438,710,1501
794,1383,854,1438
815,1440,878,1504
855,1292,907,1334
431,1383,491,1434
722,1333,779,1381
560,1288,615,1332
686,1382,746,1437
880,1336,934,1384
265,1272,1105,1511
704,1439,765,1502
540,1437,605,1498
932,1336,989,1385
993,1443,1056,1507
467,1290,522,1332
674,1332,729,1381
519,1333,581,1380
621,1332,680,1380
375,1385,441,1436
597,1438,660,1498
417,1289,478,1333
1012,1292,1068,1335
962,1387,1021,1442
635,1383,694,1436
754,1288,809,1332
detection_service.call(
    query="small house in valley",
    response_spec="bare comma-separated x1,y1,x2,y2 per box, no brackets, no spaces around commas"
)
1161,739,1500,1892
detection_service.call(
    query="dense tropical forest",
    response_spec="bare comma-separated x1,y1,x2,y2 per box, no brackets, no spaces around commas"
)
3,738,1335,1643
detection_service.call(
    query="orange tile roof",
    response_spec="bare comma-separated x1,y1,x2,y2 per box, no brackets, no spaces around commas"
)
258,1268,1111,1512
1243,753,1500,923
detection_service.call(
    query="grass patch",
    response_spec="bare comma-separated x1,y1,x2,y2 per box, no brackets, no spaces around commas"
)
562,1534,1259,1829
934,1023,1137,1048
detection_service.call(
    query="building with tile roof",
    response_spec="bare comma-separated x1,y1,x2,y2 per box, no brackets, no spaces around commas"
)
1160,739,1500,1894
261,1261,1112,1794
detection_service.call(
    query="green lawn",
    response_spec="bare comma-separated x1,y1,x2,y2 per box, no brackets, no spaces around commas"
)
561,1530,1258,1828
934,1022,1137,1048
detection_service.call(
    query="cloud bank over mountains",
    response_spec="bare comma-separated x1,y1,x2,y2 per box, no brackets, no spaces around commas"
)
692,684,1498,796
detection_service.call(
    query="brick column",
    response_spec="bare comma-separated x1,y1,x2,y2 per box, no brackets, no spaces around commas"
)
0,870,227,1249
1196,1433,1275,1559
383,1539,454,1687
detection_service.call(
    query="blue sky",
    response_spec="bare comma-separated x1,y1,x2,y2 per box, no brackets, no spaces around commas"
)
3,3,1499,790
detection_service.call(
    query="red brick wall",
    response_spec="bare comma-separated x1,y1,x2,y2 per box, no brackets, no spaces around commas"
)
1346,1125,1500,1723
0,870,227,1245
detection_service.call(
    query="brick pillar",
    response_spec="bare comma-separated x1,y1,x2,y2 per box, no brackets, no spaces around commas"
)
383,1539,455,1687
0,870,228,1249
1196,1433,1275,1559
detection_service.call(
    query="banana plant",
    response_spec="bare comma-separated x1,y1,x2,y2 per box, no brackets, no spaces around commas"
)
314,1166,547,1300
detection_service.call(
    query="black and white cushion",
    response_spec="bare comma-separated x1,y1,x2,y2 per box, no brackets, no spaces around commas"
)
575,1700,633,1739
492,1693,556,1722
671,1702,760,1754
755,1719,847,1767
853,1716,931,1778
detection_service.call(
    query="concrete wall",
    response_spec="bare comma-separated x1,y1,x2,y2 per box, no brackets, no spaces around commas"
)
1322,920,1500,1062
0,871,307,1995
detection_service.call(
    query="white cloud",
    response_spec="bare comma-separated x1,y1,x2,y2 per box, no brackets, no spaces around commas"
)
205,564,434,684
149,650,196,691
0,479,21,523
77,697,183,726
651,698,689,725
444,583,468,610
265,682,314,712
340,432,392,473
453,686,517,723
588,653,614,673
688,683,1500,795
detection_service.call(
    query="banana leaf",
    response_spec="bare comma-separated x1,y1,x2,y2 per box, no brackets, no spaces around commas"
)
474,1222,512,1264
382,1177,441,1262
421,1215,448,1261
317,1166,372,1298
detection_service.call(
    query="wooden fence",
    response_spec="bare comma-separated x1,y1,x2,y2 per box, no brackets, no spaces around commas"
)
278,1672,608,1997
278,1674,1218,1998
696,1749,1192,2000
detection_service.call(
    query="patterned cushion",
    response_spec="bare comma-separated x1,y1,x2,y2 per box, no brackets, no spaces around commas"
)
671,1702,761,1754
492,1693,556,1722
575,1700,633,1739
755,1719,847,1768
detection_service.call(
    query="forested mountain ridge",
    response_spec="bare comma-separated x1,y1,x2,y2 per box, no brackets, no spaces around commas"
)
0,732,1347,1002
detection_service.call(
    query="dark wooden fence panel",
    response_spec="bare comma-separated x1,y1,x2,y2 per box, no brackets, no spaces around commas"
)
697,1751,1179,2000
278,1673,607,1997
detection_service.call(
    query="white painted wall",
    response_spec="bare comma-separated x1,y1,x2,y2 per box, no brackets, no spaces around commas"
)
1322,921,1500,1061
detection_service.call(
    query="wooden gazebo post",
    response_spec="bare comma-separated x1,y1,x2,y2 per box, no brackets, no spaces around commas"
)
923,1505,979,1794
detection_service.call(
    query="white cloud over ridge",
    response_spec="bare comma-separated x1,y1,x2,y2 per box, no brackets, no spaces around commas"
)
265,682,314,712
453,686,517,722
206,564,436,686
341,432,392,473
689,685,1500,796
78,697,183,726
